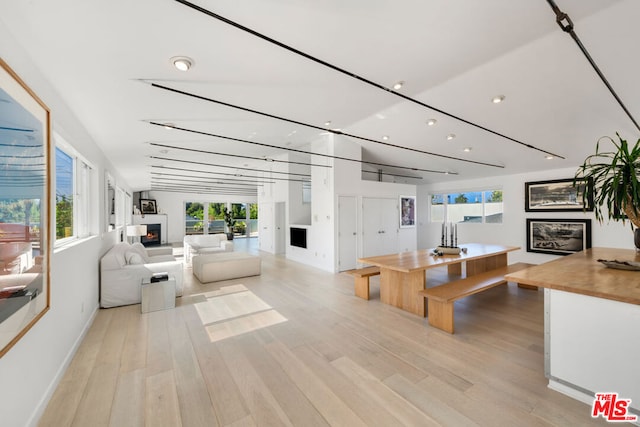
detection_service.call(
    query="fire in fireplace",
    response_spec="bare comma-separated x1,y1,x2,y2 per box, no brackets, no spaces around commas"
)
141,223,161,247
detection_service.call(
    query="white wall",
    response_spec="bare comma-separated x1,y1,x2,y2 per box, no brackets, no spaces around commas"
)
417,166,634,265
0,21,125,427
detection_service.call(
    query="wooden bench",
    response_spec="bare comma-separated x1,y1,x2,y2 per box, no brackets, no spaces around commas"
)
346,266,380,300
418,262,534,334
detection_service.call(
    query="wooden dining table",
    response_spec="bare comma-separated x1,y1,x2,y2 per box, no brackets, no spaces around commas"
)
358,243,520,317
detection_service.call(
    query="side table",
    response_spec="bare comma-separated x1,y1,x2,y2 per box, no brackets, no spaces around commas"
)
141,275,176,313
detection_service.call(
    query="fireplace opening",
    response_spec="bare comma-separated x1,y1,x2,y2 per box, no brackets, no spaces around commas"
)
141,223,161,247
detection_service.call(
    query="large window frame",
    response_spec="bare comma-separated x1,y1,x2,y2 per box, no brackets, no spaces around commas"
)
430,189,503,224
54,134,94,246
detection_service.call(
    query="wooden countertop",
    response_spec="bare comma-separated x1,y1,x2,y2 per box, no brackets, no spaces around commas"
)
358,243,519,273
505,247,640,306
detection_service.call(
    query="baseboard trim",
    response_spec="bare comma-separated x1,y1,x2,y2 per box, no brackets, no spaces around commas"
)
27,305,99,427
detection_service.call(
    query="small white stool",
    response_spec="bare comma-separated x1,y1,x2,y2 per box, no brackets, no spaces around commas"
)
141,275,176,313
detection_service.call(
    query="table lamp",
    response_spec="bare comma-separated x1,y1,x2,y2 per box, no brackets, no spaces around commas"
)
126,224,147,244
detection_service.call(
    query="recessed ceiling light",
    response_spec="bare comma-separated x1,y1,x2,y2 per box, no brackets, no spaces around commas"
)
492,95,505,104
163,123,174,130
324,120,332,126
382,135,389,141
159,149,169,154
427,119,437,126
392,80,405,90
545,155,554,160
463,147,472,152
447,133,456,140
170,56,194,72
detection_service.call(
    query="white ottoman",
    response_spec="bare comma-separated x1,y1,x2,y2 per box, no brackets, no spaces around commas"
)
192,252,261,283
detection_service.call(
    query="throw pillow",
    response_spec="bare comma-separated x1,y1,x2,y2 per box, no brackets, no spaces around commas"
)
131,243,151,263
125,251,144,265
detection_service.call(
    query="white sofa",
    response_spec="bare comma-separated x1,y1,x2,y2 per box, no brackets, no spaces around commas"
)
100,242,184,308
183,234,233,262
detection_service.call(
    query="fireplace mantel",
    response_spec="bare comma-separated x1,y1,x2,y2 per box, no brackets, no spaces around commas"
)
132,214,167,245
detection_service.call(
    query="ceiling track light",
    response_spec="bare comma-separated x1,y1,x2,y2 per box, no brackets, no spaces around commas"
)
172,0,566,159
150,84,504,169
149,124,457,174
170,56,194,71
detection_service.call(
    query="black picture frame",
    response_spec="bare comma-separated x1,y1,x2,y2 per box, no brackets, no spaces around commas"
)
140,199,157,214
399,196,416,228
526,218,592,256
525,178,593,212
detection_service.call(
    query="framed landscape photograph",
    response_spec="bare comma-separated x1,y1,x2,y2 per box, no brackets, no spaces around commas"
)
525,178,593,212
140,199,157,214
399,196,416,228
526,219,591,256
0,58,51,357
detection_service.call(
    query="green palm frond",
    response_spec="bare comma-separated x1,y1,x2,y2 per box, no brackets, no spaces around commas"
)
575,133,640,228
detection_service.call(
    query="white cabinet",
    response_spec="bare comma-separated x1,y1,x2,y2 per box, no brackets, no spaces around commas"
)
362,197,398,258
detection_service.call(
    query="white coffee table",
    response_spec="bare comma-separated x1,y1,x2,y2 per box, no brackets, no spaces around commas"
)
141,275,176,313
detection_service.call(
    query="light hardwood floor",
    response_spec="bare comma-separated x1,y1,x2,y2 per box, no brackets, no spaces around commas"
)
39,239,608,426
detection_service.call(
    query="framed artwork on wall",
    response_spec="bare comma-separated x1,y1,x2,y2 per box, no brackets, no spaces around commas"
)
525,178,593,212
0,58,51,357
399,196,416,228
526,218,592,256
140,199,157,214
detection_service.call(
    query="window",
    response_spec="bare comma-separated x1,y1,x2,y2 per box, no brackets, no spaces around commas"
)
55,148,73,239
207,202,225,234
231,203,247,236
430,190,503,224
55,138,94,244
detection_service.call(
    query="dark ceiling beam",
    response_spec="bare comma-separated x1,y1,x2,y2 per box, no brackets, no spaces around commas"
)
361,170,422,180
151,84,502,169
148,139,329,169
150,161,310,183
546,0,640,132
150,159,310,178
150,125,452,175
151,184,258,196
151,173,268,186
172,0,566,160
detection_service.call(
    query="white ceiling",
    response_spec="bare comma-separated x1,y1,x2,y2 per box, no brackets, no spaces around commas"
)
2,0,639,194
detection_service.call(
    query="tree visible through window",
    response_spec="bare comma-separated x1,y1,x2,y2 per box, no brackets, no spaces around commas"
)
430,190,503,223
55,148,73,239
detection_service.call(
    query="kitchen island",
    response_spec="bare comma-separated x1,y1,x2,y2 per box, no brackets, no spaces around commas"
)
505,247,640,417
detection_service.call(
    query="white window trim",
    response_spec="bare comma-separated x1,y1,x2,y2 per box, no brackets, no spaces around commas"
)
54,132,95,247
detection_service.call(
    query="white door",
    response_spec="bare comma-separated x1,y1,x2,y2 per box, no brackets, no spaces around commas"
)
274,202,286,254
363,198,398,257
338,196,357,271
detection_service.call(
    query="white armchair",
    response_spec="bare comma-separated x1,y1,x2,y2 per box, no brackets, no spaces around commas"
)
100,242,183,308
183,234,233,262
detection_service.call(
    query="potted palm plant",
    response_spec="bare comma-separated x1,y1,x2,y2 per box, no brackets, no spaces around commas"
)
575,133,640,249
223,207,236,241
